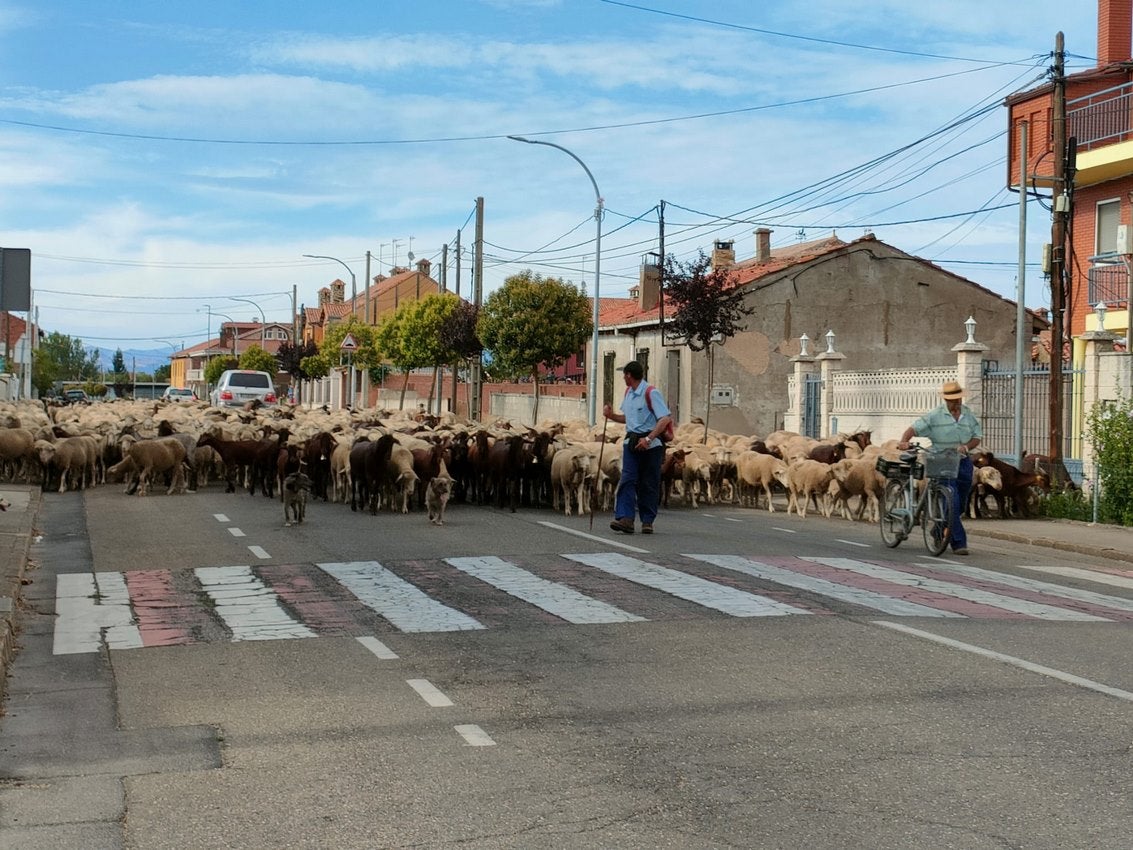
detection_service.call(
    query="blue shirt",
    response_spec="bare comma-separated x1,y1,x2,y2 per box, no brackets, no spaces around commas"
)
911,403,982,448
621,381,671,449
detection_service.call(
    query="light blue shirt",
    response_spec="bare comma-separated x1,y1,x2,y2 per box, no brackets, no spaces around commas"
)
911,403,982,448
621,381,671,449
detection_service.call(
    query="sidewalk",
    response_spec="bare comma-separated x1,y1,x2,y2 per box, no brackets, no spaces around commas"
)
968,515,1133,565
0,485,40,700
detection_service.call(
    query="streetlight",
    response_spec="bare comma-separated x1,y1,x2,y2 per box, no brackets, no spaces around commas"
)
508,135,604,425
303,254,357,317
229,296,266,347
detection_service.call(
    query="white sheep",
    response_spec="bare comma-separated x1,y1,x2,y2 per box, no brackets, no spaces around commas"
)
786,458,835,518
735,451,789,512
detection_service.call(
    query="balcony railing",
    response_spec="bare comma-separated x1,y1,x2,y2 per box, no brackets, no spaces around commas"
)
1087,262,1129,307
1068,82,1133,152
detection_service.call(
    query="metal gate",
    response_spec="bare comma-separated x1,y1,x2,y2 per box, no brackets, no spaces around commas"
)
981,364,1083,474
665,349,680,424
802,373,822,438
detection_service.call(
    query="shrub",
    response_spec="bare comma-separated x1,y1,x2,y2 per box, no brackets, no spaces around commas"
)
1086,394,1133,526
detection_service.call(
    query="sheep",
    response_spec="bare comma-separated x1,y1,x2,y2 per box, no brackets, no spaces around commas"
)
680,450,713,508
829,457,886,522
550,444,593,516
385,443,420,514
786,458,835,518
0,427,36,482
734,450,789,512
968,465,1005,519
107,437,187,496
330,437,353,504
35,436,97,493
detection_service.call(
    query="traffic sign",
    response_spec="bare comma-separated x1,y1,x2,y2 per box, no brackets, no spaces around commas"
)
340,333,358,351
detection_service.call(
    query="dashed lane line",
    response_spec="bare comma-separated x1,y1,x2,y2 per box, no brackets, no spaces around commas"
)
357,636,399,660
228,527,246,538
248,545,271,560
455,724,496,747
537,521,650,553
407,679,454,707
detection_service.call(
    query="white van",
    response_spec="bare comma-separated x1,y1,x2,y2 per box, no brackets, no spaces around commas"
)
210,370,277,407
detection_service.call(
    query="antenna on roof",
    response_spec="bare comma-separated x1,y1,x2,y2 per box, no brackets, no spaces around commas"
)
795,228,806,242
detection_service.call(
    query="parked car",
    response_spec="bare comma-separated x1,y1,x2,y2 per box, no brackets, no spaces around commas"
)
209,370,277,407
61,388,89,404
162,387,198,402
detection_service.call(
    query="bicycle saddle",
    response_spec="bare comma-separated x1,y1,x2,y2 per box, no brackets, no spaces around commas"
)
898,450,919,463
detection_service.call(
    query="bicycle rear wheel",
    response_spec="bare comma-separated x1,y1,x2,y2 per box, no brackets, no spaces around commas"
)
879,478,908,548
922,483,954,556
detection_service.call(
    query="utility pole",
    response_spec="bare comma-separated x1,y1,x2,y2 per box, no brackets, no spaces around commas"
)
658,199,666,338
1049,32,1067,463
453,230,462,412
1014,121,1028,468
365,251,372,325
471,197,484,423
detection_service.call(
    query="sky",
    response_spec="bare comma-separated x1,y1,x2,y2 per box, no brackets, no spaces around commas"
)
0,0,1103,368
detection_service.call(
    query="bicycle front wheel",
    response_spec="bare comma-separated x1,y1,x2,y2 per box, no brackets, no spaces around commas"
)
922,483,954,556
879,478,908,548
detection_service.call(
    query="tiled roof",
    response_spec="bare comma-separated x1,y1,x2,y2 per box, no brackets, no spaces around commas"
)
2,312,27,350
324,303,352,319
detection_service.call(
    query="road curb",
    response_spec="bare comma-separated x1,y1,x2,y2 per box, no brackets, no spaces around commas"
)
970,527,1133,565
0,486,41,703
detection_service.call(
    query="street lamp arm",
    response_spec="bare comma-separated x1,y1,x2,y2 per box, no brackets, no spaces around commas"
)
507,136,603,209
303,253,358,317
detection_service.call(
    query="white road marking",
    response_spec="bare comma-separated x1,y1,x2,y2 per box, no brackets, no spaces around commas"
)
537,521,650,553
228,527,246,538
725,517,744,523
773,527,797,534
806,557,1109,621
53,573,143,655
836,539,871,548
407,678,453,707
701,513,715,518
563,553,809,617
1013,564,1133,592
213,513,229,523
455,724,496,746
447,556,644,624
686,554,962,618
319,561,484,633
247,545,271,560
926,561,1133,615
875,621,1133,702
195,566,316,641
356,636,398,660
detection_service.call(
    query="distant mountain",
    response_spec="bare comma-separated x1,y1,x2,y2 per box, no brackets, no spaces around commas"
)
85,346,174,374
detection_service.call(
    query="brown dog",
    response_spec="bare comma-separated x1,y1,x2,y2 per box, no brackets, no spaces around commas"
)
283,472,311,526
426,475,453,525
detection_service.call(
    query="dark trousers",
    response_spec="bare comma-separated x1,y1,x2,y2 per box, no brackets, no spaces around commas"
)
941,456,974,549
615,443,664,524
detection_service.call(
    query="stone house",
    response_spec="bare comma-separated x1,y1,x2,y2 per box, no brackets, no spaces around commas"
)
595,231,1047,437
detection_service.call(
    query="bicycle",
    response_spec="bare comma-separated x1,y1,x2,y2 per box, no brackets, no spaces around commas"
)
876,442,959,556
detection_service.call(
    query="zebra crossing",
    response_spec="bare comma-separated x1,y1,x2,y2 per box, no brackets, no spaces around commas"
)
52,552,1133,654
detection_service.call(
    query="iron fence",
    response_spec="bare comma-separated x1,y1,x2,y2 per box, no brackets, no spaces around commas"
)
980,366,1083,470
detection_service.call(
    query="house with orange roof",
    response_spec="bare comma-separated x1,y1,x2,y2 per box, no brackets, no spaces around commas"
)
1,310,32,400
173,320,295,398
593,230,1046,435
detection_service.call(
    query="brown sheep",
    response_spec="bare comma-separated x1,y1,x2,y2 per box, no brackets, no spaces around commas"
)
108,437,187,496
786,459,835,519
829,457,886,522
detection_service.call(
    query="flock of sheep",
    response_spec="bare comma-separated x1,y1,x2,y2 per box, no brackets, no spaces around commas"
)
0,395,1016,524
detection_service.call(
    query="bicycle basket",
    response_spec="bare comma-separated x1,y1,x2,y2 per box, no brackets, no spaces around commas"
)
876,457,913,480
922,448,961,479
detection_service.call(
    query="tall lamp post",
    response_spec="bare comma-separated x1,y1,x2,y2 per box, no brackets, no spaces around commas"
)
229,296,266,347
303,253,359,410
303,254,357,317
508,135,604,426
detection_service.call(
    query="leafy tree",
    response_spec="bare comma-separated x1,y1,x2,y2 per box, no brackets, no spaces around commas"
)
439,300,482,412
662,251,754,442
374,308,424,410
153,364,171,383
238,345,278,375
277,339,319,381
398,293,462,413
205,356,238,385
477,270,591,423
31,332,100,395
1087,395,1133,526
112,348,126,374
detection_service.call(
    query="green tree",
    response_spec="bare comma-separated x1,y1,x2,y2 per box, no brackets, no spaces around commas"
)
399,293,461,412
153,364,171,383
112,348,126,374
374,307,424,410
477,271,591,423
1087,395,1133,526
439,300,482,411
238,344,278,375
662,251,754,442
205,356,239,385
31,332,100,395
277,339,319,381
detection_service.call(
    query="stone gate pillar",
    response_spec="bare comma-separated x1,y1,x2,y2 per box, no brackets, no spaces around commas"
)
816,330,845,438
952,316,989,421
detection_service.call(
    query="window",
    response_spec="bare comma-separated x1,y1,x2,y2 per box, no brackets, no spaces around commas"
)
1096,199,1120,256
635,348,650,380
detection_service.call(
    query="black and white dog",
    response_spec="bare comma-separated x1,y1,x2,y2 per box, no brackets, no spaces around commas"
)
283,472,312,526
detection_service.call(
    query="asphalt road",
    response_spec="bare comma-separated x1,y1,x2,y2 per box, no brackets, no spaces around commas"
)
3,486,1133,849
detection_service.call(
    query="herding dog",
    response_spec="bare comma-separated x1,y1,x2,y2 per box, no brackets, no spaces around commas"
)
426,475,453,525
283,472,311,526
0,497,10,512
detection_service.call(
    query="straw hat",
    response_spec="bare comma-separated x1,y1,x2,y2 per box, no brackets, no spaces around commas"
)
941,380,964,400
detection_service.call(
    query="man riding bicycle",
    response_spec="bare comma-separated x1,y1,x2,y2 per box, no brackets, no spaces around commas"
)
897,380,982,556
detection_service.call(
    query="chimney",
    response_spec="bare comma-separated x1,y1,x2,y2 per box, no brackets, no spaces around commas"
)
754,228,773,262
1099,0,1133,66
331,280,345,303
416,258,431,275
637,255,660,312
318,287,330,307
711,240,735,270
